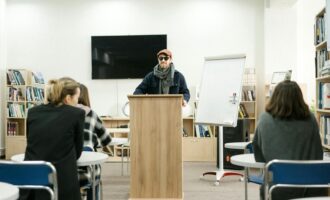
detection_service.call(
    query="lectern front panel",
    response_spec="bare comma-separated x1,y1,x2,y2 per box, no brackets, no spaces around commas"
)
129,95,183,199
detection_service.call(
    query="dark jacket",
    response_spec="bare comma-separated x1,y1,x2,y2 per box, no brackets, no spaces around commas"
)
22,104,85,200
133,70,190,102
252,112,326,200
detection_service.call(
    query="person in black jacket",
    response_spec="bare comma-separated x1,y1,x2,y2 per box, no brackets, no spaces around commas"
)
134,49,190,105
22,77,85,200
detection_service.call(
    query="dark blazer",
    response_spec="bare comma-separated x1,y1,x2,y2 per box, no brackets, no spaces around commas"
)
22,104,85,200
133,70,190,102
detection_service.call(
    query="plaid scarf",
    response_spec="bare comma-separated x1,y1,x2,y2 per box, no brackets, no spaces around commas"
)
153,63,175,94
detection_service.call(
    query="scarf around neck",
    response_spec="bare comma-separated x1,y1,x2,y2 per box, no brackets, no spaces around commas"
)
153,63,175,94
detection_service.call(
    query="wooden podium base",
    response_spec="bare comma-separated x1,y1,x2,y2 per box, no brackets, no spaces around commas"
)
129,192,184,200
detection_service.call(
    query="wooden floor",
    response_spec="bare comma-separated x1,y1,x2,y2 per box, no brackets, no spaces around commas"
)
101,161,260,200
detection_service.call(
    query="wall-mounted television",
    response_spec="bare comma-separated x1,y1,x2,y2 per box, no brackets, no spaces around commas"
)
91,35,167,79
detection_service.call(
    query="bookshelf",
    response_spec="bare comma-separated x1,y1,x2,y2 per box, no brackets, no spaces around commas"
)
240,68,257,136
5,69,45,159
314,7,330,150
101,117,130,161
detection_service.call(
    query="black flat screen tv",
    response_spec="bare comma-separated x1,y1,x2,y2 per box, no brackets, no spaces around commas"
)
91,35,167,79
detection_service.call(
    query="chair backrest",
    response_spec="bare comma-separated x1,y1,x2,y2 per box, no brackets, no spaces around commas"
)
264,159,330,200
245,142,253,153
83,146,94,152
0,160,58,200
244,142,264,185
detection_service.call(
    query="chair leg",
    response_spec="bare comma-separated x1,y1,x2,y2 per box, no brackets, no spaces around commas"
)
127,148,130,174
98,181,103,200
121,146,124,176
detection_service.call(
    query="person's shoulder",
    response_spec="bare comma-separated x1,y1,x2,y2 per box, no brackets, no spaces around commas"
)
63,105,85,116
174,70,184,77
86,109,99,118
144,71,154,78
28,104,45,113
259,112,273,121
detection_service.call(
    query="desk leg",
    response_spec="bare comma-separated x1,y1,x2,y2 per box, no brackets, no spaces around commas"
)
121,146,124,176
92,165,95,200
244,167,248,200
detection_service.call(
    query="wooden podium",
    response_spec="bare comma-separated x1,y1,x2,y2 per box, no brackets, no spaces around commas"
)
128,95,183,200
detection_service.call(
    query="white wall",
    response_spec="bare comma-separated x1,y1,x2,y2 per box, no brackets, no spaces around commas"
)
5,0,264,116
0,0,6,152
263,0,326,107
296,0,325,104
264,2,297,83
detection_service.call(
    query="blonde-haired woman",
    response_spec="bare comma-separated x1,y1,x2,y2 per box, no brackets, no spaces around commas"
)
22,77,85,200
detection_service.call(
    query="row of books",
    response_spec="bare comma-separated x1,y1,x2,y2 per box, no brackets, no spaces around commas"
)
238,104,249,118
8,87,25,101
315,49,330,77
318,82,330,109
241,90,255,101
8,86,44,102
195,125,214,138
7,69,26,85
7,103,25,118
32,72,45,84
314,14,326,45
320,115,330,145
26,87,44,101
7,122,19,136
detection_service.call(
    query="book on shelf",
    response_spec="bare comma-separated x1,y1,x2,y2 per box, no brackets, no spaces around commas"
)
7,121,19,136
321,83,330,109
32,72,45,84
320,115,330,145
239,104,249,118
314,14,326,45
182,127,188,137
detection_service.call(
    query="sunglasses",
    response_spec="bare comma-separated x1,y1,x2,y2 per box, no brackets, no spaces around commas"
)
158,56,170,61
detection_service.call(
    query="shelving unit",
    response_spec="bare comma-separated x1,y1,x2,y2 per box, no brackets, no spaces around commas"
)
314,7,330,150
101,117,130,161
5,69,45,159
240,67,257,136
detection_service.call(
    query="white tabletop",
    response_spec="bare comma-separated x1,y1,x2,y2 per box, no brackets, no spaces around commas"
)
225,142,250,150
77,151,108,166
11,151,109,166
0,182,19,200
230,153,265,168
231,153,330,169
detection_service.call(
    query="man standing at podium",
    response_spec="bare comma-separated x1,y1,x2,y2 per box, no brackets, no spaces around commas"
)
134,49,190,106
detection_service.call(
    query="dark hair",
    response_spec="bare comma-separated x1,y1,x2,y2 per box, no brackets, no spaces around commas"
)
46,77,80,106
266,80,310,120
78,83,91,107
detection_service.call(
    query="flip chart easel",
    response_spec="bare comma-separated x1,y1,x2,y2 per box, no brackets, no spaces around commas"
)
195,54,246,185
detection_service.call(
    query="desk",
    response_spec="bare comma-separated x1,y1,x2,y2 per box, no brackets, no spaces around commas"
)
231,154,264,200
231,153,264,169
11,151,108,200
0,182,19,200
225,142,251,150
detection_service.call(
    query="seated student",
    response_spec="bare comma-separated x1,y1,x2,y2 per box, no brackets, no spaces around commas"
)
22,77,85,200
77,83,112,200
252,80,326,200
